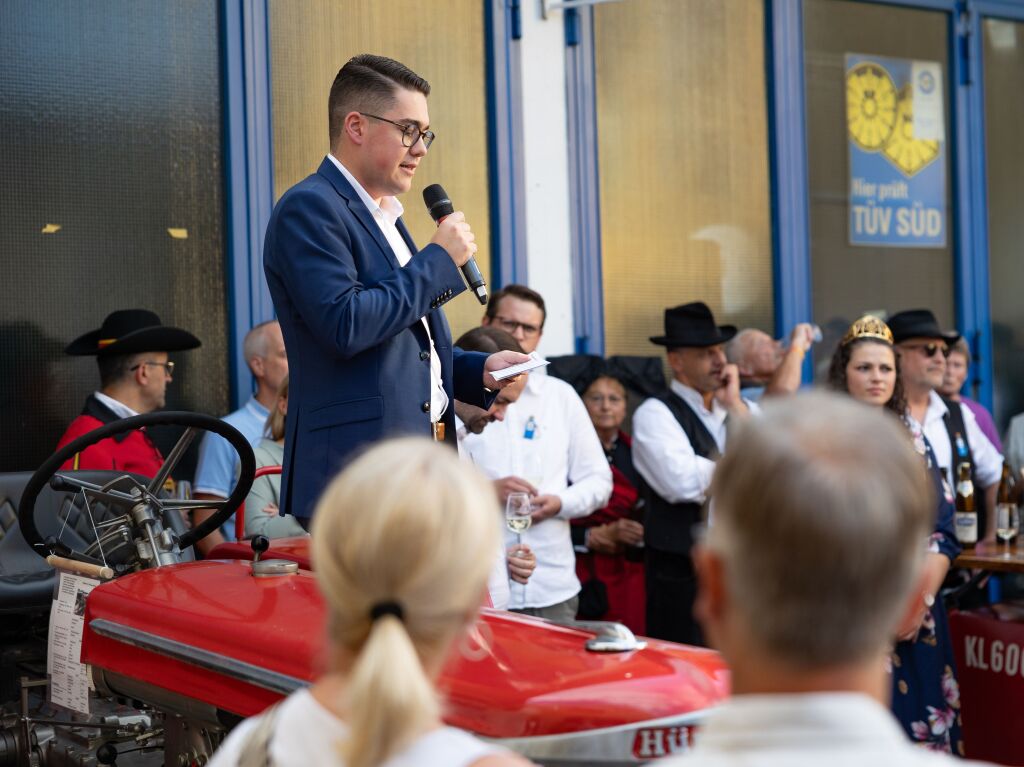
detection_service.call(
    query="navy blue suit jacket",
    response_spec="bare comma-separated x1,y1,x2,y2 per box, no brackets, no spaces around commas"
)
263,157,490,521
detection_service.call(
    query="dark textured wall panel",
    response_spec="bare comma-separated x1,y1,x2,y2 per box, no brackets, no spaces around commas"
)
0,1,228,472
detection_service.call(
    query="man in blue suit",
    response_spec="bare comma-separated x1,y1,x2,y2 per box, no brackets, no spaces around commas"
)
264,54,526,525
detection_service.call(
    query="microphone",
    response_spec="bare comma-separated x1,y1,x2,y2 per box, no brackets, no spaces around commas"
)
422,184,488,305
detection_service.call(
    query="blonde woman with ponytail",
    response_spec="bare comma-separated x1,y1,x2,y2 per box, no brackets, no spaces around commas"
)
208,438,532,767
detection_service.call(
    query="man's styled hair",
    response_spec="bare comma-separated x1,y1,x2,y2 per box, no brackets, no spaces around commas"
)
97,353,142,388
328,54,431,144
454,326,524,355
706,392,932,669
485,284,547,328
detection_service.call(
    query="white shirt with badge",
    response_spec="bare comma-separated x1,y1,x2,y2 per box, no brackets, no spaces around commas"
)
461,370,611,609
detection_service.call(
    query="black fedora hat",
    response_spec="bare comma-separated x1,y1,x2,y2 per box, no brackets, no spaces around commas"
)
65,309,201,357
650,302,737,348
887,309,960,346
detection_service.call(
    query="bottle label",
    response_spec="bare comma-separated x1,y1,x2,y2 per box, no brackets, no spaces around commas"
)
523,416,538,440
955,512,978,545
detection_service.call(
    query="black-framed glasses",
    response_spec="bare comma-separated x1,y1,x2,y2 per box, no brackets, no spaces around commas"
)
131,360,175,375
359,112,435,149
491,315,542,337
902,342,950,359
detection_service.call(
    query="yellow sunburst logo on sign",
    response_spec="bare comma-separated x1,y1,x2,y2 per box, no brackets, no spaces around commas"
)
847,61,940,178
883,85,940,177
846,62,897,152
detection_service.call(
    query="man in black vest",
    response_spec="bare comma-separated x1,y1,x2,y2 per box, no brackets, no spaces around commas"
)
889,309,1003,539
632,302,755,644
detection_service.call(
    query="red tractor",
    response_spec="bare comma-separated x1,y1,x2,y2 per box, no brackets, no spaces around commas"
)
0,413,727,766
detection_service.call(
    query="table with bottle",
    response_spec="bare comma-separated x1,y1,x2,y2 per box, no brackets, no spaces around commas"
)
946,463,1024,766
953,460,1023,573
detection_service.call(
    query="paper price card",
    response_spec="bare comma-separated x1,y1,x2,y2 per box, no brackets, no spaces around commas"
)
47,571,99,714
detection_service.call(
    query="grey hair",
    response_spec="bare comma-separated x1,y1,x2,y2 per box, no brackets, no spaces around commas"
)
707,391,932,669
242,320,278,366
725,328,768,368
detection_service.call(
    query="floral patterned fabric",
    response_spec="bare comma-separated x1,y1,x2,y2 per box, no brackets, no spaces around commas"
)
889,428,964,755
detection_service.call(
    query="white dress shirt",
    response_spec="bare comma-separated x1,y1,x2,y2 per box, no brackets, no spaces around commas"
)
632,380,758,505
94,391,138,419
454,415,510,611
655,692,995,766
461,373,612,609
1005,412,1024,479
326,154,447,422
911,390,1002,488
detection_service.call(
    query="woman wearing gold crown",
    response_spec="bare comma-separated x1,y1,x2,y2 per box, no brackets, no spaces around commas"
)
828,315,963,754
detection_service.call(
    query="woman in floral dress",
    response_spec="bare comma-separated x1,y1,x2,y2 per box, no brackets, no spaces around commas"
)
829,315,963,754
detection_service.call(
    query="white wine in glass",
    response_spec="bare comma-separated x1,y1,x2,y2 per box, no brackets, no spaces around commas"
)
996,502,1019,547
506,492,532,536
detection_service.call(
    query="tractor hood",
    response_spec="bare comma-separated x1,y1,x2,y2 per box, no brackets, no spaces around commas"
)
82,559,728,742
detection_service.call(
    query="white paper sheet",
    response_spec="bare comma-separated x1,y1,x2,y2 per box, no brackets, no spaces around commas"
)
47,571,99,714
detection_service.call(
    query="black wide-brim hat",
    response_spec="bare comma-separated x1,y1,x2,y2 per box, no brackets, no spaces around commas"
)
65,309,201,356
649,302,737,348
887,309,960,346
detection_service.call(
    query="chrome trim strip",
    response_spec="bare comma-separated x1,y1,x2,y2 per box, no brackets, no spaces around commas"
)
486,708,713,764
89,618,307,696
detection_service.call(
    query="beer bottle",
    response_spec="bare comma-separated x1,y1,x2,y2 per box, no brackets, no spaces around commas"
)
995,462,1019,544
955,462,978,546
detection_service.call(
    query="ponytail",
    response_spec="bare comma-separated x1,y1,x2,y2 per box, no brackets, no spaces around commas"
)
311,438,500,767
341,615,439,767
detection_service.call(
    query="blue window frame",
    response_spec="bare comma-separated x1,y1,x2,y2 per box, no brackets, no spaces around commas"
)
220,0,274,409
768,0,1012,405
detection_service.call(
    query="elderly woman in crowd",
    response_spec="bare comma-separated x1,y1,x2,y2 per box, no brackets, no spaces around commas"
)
828,315,962,753
209,438,531,767
572,374,646,634
243,376,305,539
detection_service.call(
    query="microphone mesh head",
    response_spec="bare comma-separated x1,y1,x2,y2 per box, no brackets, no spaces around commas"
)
423,184,454,221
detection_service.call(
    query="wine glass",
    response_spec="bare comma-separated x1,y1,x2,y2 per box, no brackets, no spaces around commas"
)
505,492,532,541
996,503,1019,554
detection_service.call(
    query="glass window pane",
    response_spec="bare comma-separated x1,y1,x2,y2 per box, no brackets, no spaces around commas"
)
804,0,953,374
0,1,229,472
595,0,774,357
983,18,1024,431
269,1,491,339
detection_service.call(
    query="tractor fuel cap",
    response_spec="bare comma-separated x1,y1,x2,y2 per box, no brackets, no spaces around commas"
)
251,558,299,577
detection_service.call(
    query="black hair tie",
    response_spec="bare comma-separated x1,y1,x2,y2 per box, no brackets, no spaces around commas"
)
369,600,404,622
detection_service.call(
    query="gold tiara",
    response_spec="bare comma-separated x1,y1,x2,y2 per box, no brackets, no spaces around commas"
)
841,315,894,347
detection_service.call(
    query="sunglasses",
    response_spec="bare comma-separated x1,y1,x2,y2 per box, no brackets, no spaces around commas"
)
902,342,950,359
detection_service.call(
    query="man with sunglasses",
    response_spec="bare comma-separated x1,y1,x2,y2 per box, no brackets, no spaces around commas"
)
890,309,1003,540
56,309,200,476
263,54,526,526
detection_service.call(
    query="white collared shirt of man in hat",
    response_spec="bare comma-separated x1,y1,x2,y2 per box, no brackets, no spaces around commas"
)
891,309,1003,537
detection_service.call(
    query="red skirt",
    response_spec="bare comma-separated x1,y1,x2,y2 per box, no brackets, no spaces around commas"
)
575,552,646,636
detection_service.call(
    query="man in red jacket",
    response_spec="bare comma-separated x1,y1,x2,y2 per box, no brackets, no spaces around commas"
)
56,309,200,476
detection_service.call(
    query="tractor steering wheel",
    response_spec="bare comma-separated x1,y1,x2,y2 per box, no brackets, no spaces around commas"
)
18,411,255,561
